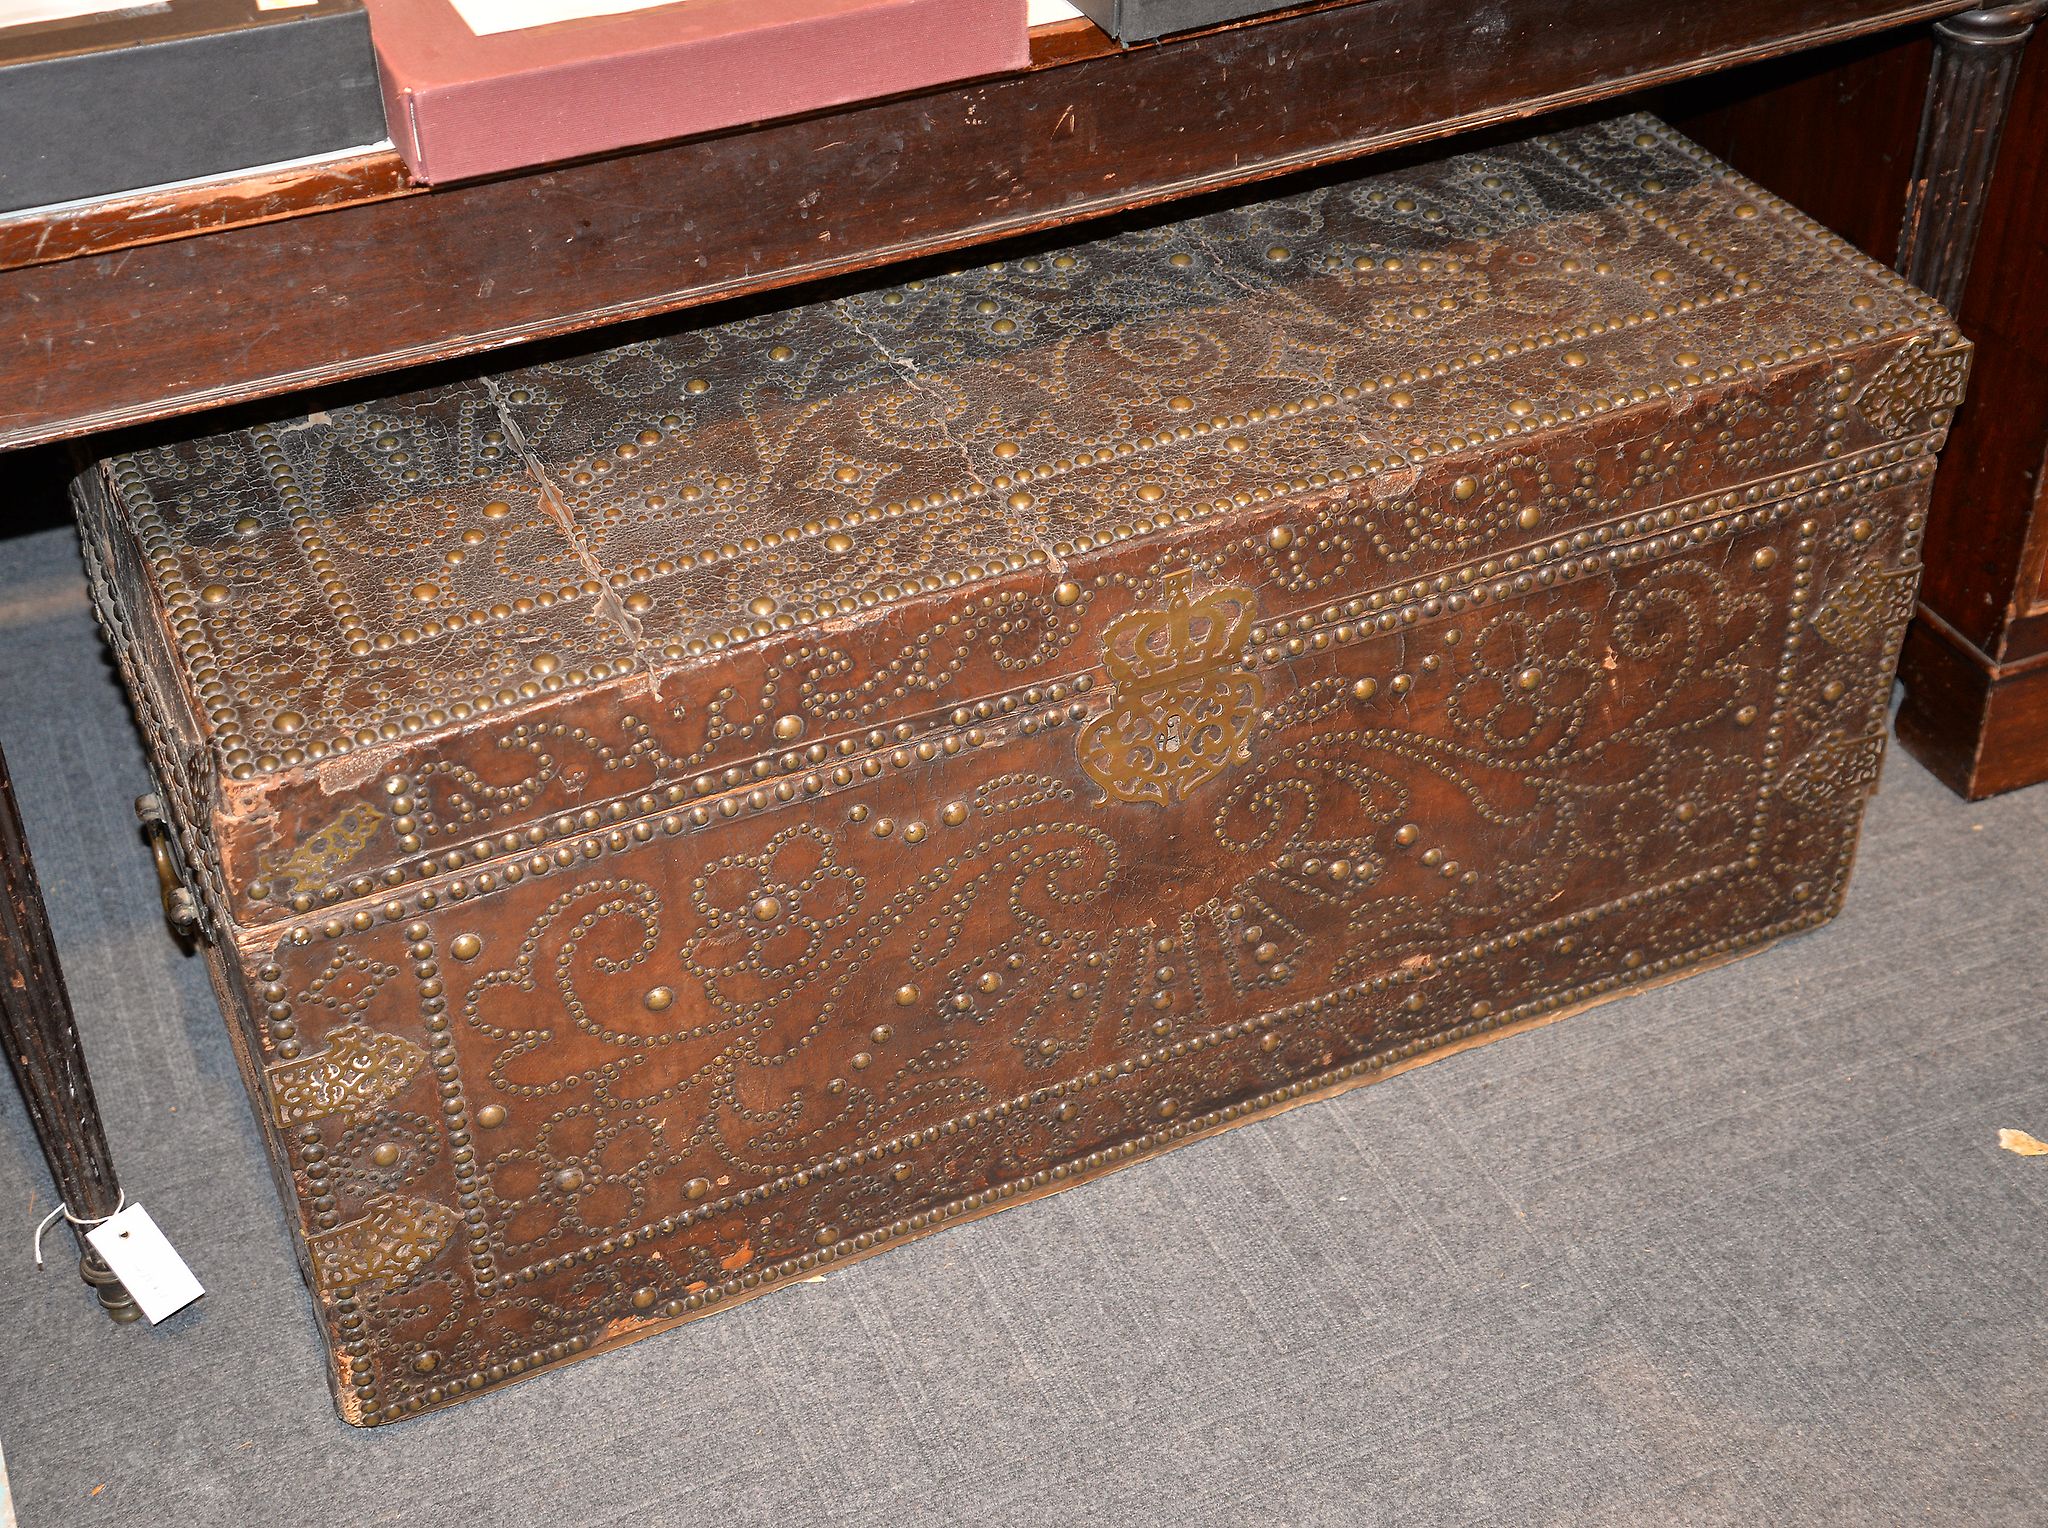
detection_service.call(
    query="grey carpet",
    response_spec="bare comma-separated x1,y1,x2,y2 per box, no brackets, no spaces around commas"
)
1,520,2044,1528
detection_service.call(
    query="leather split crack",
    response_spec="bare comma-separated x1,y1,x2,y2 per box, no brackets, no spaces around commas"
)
480,376,657,693
837,304,1071,585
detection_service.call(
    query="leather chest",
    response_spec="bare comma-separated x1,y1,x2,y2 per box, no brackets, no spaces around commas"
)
72,115,1968,1424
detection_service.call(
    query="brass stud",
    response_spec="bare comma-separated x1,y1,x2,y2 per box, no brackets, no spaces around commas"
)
685,1177,712,1200
825,533,854,554
751,896,781,922
483,500,512,518
1850,518,1874,541
1517,506,1542,530
1266,246,1290,262
942,802,968,826
233,514,262,536
199,583,231,605
769,344,794,361
1008,490,1033,510
895,984,920,1006
1352,677,1377,701
1389,390,1414,409
412,582,439,602
903,823,927,843
1515,667,1542,690
1137,484,1165,503
632,1287,657,1310
371,1143,400,1168
1269,526,1295,550
624,591,653,613
1563,350,1588,368
815,1226,839,1247
1452,475,1478,500
1054,581,1082,606
748,596,777,618
273,711,305,735
1752,547,1779,570
644,986,675,1012
1735,705,1759,726
555,1168,584,1193
532,654,560,675
476,1104,507,1128
1167,396,1194,411
1508,399,1535,418
1735,203,1759,219
773,714,806,741
1675,351,1702,369
451,933,482,960
686,378,711,394
993,441,1021,459
1225,435,1250,453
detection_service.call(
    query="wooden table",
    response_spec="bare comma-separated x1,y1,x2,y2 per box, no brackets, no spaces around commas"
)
3,0,2038,1317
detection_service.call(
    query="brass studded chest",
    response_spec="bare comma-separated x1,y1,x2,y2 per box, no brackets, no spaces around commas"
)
74,115,1967,1424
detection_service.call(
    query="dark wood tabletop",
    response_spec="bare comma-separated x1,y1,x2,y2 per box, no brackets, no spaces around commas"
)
0,0,1964,453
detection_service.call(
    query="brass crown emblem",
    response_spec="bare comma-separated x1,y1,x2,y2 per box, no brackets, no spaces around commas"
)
1079,570,1264,806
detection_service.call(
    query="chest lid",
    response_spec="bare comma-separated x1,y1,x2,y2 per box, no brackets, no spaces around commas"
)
76,113,1964,938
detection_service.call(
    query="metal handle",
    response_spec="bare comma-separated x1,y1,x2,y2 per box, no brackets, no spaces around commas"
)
134,794,201,935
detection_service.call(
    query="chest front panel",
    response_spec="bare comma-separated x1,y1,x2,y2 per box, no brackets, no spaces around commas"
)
224,457,1931,1421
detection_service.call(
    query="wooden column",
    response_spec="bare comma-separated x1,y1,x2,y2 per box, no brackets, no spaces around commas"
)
1890,4,2048,796
1896,4,2048,308
0,742,138,1321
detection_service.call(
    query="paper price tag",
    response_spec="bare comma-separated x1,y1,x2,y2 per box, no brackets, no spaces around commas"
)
85,1205,203,1325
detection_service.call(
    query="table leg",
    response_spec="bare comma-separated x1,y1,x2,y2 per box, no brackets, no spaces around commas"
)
1896,3,2048,309
0,740,138,1322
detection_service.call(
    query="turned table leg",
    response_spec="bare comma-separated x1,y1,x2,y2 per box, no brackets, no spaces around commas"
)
1897,3,2048,308
0,740,138,1322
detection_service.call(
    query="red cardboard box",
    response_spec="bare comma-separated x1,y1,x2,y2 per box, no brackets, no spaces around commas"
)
364,0,1028,183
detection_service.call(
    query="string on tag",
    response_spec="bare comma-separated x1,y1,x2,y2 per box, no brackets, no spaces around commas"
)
32,1191,127,1269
